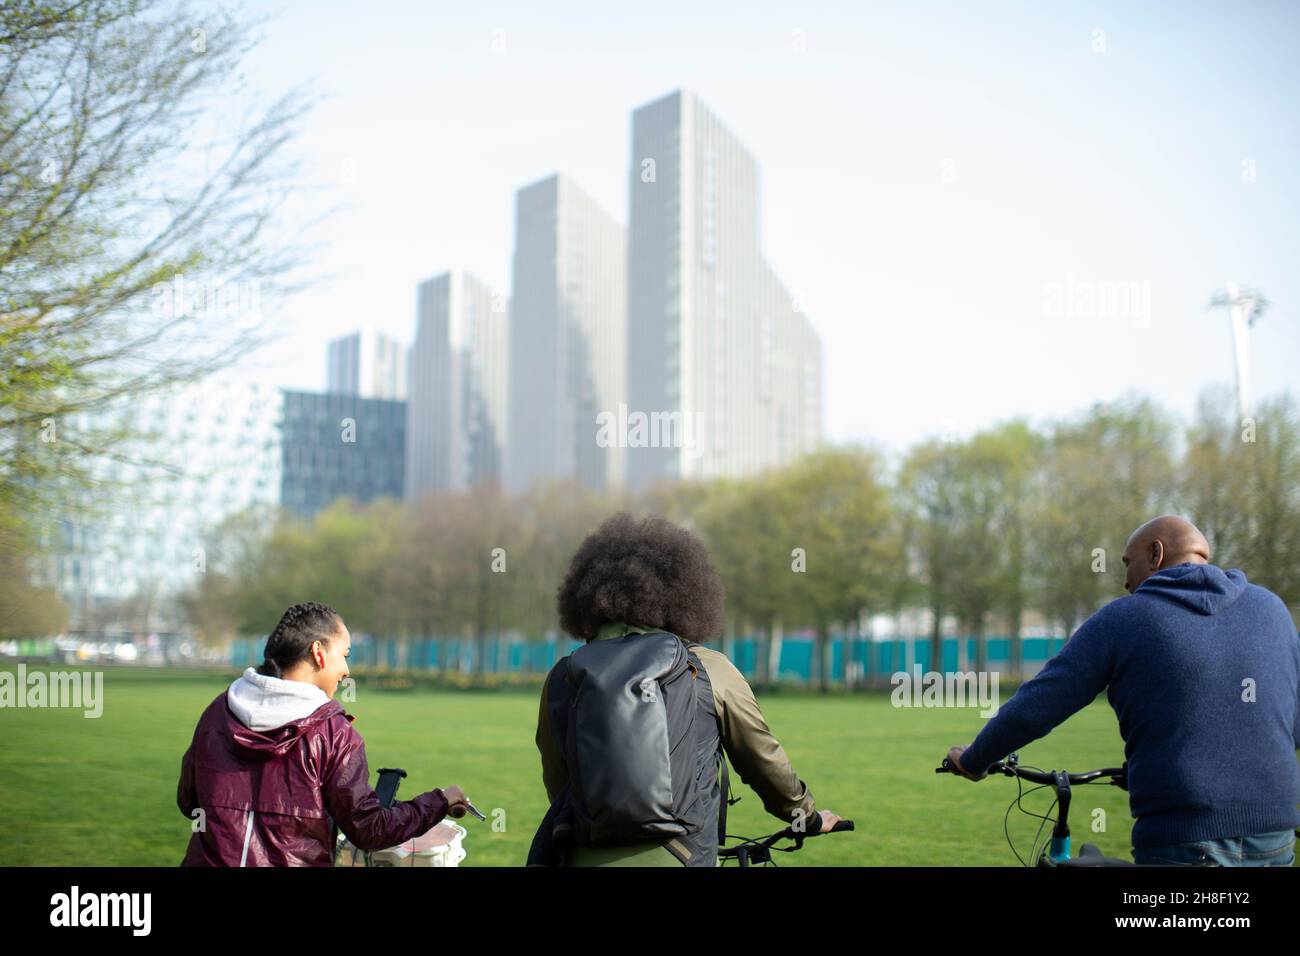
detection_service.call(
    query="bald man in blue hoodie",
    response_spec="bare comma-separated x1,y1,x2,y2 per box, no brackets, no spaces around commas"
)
948,515,1300,865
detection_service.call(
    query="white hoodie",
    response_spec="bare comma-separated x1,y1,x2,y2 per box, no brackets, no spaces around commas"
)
226,667,332,732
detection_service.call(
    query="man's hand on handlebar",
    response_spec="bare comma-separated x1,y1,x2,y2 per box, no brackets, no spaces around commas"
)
945,745,988,782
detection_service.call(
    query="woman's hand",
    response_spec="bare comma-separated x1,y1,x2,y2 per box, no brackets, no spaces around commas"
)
438,785,471,818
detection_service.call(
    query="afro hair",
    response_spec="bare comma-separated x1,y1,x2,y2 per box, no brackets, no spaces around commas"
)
556,512,725,644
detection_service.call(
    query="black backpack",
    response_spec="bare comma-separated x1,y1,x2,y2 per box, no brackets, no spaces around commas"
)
535,629,729,866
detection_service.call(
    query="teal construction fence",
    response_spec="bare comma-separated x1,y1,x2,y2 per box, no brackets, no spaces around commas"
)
229,634,1068,683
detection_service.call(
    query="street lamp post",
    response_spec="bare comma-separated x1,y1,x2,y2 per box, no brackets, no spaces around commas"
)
1208,282,1270,421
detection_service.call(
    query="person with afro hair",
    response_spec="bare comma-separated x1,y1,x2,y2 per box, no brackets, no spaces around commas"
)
530,512,842,866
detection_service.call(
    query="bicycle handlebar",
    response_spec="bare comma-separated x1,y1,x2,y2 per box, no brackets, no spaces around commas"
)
760,817,856,846
718,817,855,860
936,755,1126,787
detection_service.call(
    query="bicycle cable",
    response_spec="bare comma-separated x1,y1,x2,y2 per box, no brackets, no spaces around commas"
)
720,832,798,867
1028,795,1059,866
1002,764,1057,867
1003,780,1051,866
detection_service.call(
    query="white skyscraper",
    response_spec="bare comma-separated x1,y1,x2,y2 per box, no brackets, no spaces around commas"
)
626,89,823,490
507,173,627,493
327,327,407,400
405,270,507,497
40,376,283,631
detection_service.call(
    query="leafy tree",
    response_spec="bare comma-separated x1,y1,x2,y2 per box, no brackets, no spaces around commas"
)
1032,396,1176,635
778,447,894,691
1180,390,1300,619
946,421,1042,674
898,438,962,670
1,0,317,553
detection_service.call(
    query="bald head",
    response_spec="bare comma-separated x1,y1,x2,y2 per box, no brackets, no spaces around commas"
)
1122,515,1211,593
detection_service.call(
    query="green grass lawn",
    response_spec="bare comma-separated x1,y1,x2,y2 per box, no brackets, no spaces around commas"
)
0,664,1143,866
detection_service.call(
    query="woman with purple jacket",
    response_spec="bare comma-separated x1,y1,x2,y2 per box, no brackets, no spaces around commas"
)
177,602,471,866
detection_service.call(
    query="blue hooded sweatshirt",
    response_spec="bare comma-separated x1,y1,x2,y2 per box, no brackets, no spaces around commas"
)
961,563,1300,848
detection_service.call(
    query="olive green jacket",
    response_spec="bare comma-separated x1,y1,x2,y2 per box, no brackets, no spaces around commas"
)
535,622,817,864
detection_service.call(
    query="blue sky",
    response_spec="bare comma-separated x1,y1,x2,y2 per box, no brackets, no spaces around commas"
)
230,0,1300,451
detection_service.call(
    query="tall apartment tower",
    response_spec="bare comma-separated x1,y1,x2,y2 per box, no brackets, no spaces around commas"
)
507,173,627,493
405,270,507,497
327,327,407,400
626,89,822,490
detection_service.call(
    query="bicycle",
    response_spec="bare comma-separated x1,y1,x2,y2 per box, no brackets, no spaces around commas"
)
341,768,854,867
718,816,855,867
936,752,1134,866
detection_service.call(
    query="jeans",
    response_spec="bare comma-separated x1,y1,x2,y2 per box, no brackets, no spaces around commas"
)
1133,829,1296,867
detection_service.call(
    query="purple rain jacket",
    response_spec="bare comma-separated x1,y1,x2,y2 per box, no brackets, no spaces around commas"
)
177,667,448,866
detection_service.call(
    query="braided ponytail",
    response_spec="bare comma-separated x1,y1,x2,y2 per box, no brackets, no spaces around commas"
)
257,602,343,678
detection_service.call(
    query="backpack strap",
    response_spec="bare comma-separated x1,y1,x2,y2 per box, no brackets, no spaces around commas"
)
687,644,733,846
718,749,731,844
